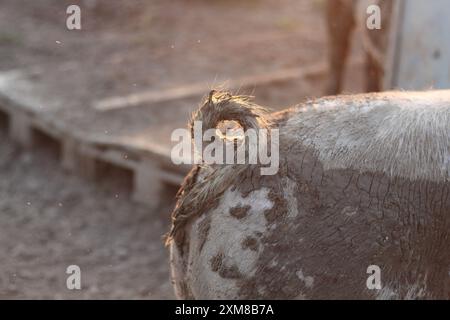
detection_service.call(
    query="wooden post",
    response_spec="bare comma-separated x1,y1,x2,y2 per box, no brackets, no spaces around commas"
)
133,158,162,209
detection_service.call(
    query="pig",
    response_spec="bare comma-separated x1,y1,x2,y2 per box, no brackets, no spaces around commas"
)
167,90,450,299
326,0,394,94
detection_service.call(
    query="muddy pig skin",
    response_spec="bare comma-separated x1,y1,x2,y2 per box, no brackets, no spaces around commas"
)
168,90,450,299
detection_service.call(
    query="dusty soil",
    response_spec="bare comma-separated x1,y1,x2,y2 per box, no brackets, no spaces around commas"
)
0,0,327,94
0,132,174,299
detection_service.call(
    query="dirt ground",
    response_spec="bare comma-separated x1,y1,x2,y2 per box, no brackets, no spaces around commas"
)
0,0,365,299
0,0,330,102
0,131,174,299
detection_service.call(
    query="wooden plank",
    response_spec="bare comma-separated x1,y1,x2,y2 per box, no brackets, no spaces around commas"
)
93,62,329,111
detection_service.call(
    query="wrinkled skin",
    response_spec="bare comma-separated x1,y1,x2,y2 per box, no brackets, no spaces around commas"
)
169,90,450,300
326,0,394,94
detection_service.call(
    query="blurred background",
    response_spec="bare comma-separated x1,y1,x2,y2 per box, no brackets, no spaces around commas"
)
0,0,447,299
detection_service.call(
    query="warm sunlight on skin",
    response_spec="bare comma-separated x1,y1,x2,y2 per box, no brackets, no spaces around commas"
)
216,120,245,141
